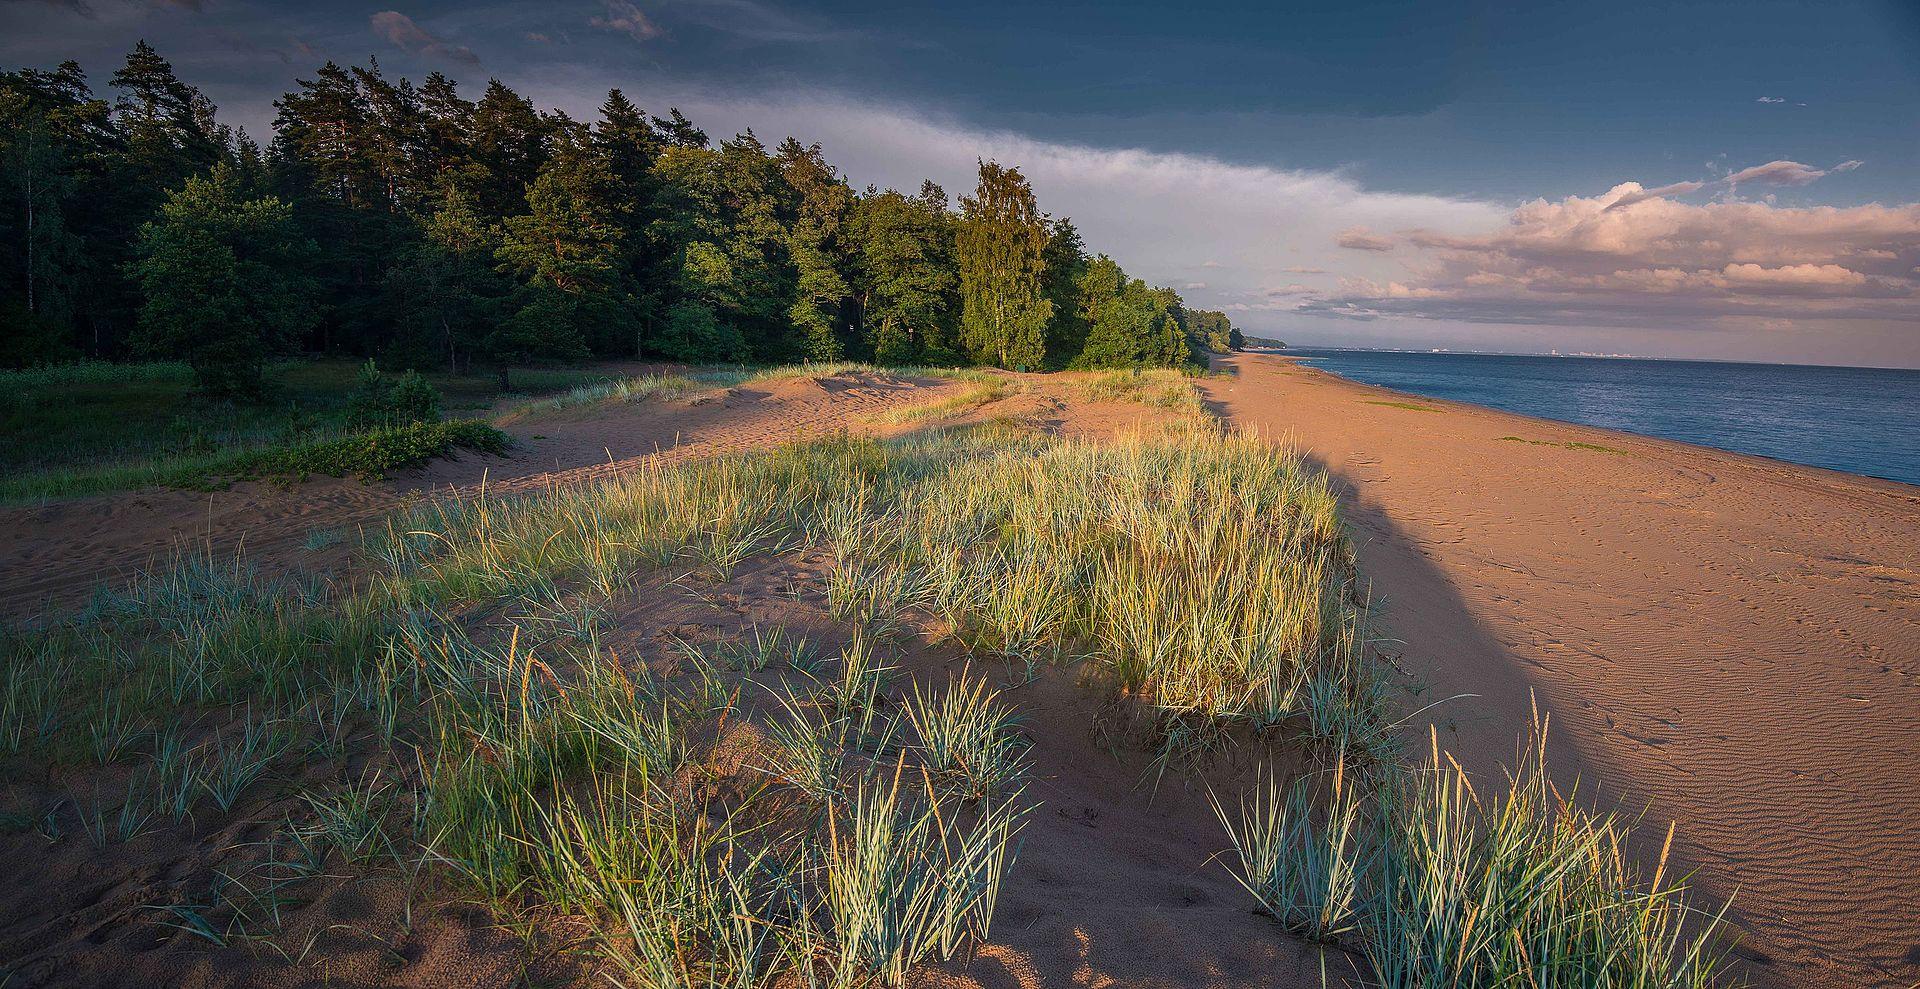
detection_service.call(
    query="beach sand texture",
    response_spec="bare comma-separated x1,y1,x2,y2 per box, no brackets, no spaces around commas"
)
1205,352,1920,989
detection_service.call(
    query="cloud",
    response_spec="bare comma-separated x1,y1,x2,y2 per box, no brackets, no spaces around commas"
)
1182,281,1207,290
538,86,1502,334
1604,180,1705,210
525,32,551,43
369,10,479,65
1337,226,1396,251
1281,265,1328,274
591,0,662,41
1756,96,1786,104
1724,159,1860,188
1299,182,1920,328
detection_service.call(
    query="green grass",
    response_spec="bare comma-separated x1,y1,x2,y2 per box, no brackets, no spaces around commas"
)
1215,722,1737,988
1500,435,1630,455
1363,400,1440,412
1077,368,1209,414
0,359,609,504
0,418,509,502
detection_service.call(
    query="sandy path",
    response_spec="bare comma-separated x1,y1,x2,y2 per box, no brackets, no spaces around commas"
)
0,371,957,620
1203,353,1920,988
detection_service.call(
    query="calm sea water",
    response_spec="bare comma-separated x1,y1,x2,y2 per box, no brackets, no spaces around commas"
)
1286,348,1920,487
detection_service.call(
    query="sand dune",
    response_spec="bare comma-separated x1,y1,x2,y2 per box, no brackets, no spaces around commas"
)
7,358,1913,986
1203,352,1920,989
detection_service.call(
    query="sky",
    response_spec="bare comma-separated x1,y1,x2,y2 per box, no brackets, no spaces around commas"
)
4,0,1919,367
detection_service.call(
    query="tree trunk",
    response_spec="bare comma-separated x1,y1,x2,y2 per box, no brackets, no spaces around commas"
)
23,160,34,315
497,366,511,391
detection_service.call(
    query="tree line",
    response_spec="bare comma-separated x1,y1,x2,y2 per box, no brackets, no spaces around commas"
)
1,42,1240,395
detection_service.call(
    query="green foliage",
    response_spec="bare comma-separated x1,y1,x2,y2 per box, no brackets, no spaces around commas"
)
8,41,1223,382
1187,309,1237,353
497,145,626,294
852,182,960,365
0,359,602,502
345,359,443,430
491,284,591,372
127,166,318,396
957,161,1052,370
657,299,748,362
239,418,506,482
1071,256,1199,370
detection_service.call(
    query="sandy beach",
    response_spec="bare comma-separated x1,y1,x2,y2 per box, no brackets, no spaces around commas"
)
1204,352,1920,989
3,358,1915,987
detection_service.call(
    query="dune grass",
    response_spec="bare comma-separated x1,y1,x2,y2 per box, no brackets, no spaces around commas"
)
3,365,1736,986
501,369,755,422
868,372,1011,424
1077,367,1211,416
376,418,1381,759
1215,723,1738,987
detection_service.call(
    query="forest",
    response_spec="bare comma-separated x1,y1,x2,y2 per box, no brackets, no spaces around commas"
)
0,42,1240,395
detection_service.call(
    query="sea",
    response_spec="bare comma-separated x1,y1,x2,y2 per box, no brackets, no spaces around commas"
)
1284,348,1920,488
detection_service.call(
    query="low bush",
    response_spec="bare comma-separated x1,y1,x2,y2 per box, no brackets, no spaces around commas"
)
345,360,443,430
240,419,507,482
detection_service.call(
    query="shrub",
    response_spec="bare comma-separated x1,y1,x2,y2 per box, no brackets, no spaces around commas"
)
346,360,443,430
240,419,507,482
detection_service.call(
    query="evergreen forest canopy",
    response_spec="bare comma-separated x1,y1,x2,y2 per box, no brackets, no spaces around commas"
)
1,42,1242,395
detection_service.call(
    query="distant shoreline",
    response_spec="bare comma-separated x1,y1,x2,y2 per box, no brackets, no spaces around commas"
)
1272,347,1920,490
1278,345,1920,374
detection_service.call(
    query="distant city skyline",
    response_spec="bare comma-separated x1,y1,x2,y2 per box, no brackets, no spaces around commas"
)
5,0,1918,367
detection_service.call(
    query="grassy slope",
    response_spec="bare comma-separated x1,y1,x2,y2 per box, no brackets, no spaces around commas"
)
0,361,620,503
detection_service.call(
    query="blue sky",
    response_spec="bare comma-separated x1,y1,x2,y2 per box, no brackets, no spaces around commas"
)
6,0,1919,366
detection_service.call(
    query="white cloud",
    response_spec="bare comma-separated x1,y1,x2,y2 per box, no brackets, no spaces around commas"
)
1755,96,1786,104
1302,182,1920,327
369,10,478,65
591,0,662,41
1725,159,1859,188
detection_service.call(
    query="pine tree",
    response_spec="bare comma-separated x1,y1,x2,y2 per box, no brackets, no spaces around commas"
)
1040,216,1089,367
652,108,708,149
386,183,499,371
272,62,374,206
110,41,220,189
418,71,479,189
956,160,1050,370
468,79,548,218
497,147,625,295
495,147,630,377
